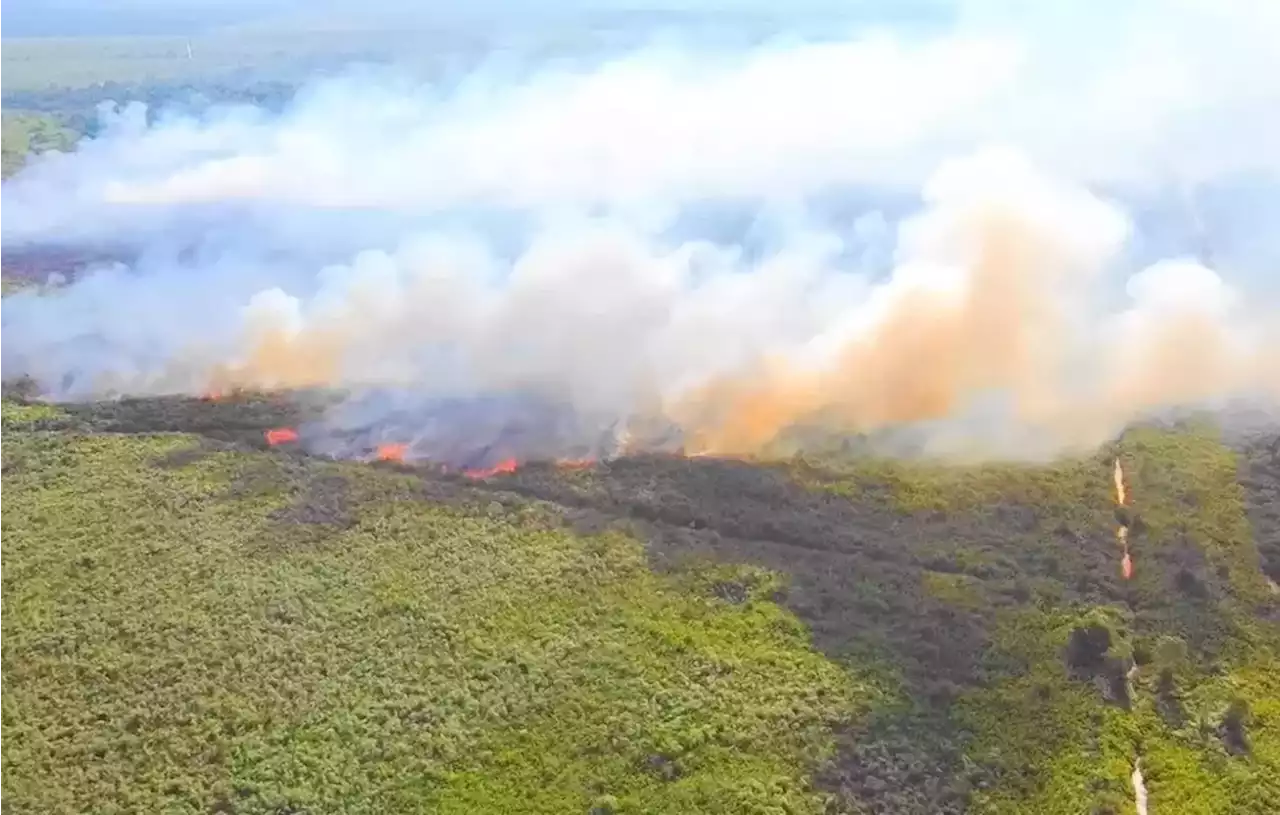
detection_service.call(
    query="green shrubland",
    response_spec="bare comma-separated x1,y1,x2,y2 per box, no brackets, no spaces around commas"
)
3,401,1277,813
2,424,859,814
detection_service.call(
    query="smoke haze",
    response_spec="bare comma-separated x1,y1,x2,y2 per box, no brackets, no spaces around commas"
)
4,0,1280,463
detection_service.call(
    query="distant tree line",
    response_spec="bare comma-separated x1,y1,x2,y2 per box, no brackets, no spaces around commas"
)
3,78,299,122
1,79,299,177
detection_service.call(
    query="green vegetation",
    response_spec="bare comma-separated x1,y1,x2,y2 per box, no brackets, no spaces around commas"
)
1,33,349,178
2,34,364,90
1,278,27,294
3,397,1278,814
1,111,78,177
792,423,1280,814
1,415,859,814
0,399,66,425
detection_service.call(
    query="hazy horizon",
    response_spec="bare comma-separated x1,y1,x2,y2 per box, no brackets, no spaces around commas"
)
2,0,950,39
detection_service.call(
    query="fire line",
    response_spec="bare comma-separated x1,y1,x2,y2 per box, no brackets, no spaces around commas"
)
463,457,519,479
1113,457,1133,580
264,427,300,446
376,443,409,463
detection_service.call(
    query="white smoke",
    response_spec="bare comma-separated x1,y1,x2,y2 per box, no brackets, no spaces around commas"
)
3,1,1280,461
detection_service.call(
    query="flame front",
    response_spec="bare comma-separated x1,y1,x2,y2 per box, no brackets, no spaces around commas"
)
376,443,409,463
1113,457,1133,580
1113,458,1127,506
463,457,519,479
265,427,299,446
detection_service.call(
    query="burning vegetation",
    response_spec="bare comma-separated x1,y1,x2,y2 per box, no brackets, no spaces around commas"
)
1115,457,1135,580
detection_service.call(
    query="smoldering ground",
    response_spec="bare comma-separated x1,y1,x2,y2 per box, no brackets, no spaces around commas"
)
4,0,1280,464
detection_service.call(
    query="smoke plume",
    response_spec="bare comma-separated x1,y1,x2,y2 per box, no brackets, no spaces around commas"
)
4,1,1280,464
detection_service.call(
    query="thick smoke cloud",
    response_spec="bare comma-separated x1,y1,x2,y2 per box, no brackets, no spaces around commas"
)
4,0,1280,463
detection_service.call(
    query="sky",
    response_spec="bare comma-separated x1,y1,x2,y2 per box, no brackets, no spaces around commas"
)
1,1,947,38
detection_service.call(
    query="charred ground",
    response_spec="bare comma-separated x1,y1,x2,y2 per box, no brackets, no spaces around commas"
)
3,392,1279,815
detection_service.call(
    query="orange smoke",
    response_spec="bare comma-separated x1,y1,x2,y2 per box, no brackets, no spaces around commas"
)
264,427,300,446
463,457,519,479
207,315,348,394
666,178,1279,459
674,210,1075,455
376,443,409,462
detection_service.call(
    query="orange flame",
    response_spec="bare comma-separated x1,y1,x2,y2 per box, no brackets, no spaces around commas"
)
556,458,595,470
1113,457,1134,580
376,443,409,463
264,427,300,446
463,457,519,479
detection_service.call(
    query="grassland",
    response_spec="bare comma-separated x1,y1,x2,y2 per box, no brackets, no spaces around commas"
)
3,393,1278,814
0,28,447,179
2,401,861,814
1,111,80,177
0,21,664,93
1,32,419,91
0,41,301,181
